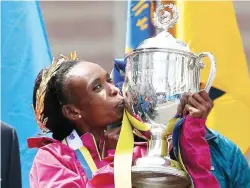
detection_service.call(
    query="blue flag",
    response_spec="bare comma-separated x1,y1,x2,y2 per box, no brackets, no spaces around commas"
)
125,0,156,53
113,0,156,90
1,1,51,187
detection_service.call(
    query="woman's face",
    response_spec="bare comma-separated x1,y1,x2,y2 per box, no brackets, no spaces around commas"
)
63,62,124,128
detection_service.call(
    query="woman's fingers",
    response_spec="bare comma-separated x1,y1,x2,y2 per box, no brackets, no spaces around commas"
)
192,92,207,105
177,103,182,116
179,92,191,116
105,127,121,150
188,96,202,109
105,127,121,141
106,127,121,136
184,104,201,118
178,90,214,118
199,90,210,102
183,104,191,116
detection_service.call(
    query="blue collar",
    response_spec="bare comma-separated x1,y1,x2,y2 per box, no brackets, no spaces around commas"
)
205,127,218,142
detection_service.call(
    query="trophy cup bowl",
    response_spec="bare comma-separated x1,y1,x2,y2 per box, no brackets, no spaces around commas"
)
123,4,216,188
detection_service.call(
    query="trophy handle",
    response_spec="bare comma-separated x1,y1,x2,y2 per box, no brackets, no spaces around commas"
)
197,52,216,92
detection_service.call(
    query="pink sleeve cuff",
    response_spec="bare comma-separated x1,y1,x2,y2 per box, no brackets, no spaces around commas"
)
182,115,207,141
179,115,220,188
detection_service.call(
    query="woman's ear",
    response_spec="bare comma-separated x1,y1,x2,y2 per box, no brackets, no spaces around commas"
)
62,104,81,121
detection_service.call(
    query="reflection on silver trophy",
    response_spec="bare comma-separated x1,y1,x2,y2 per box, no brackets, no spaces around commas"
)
123,3,216,188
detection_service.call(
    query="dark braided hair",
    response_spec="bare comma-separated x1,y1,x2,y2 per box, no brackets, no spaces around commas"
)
33,60,79,140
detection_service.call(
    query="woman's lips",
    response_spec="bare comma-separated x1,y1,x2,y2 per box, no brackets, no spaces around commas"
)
116,99,125,108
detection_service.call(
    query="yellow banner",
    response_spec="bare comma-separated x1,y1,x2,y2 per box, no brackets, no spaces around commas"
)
175,0,250,154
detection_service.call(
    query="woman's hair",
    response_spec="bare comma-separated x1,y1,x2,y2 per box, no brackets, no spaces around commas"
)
33,60,79,140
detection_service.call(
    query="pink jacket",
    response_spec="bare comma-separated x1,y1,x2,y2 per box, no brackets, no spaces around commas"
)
28,116,219,188
180,116,220,188
28,133,147,188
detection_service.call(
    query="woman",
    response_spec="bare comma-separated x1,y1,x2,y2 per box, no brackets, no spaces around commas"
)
29,53,219,187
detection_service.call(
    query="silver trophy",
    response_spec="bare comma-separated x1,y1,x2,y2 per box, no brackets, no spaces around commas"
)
123,4,216,188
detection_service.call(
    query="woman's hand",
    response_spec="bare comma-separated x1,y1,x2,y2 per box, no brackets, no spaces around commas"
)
104,127,121,150
177,90,214,119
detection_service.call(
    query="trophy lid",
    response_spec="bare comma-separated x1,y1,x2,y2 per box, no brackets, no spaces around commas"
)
137,4,190,52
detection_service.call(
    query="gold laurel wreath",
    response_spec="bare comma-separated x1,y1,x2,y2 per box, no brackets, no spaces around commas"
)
34,51,78,132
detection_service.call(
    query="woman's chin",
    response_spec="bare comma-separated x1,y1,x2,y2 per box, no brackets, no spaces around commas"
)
111,115,123,125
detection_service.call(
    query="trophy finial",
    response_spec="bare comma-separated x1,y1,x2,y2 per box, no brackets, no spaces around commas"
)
153,4,179,31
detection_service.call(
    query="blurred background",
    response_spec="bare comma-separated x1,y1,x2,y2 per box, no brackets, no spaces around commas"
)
41,1,127,72
40,1,250,72
2,1,250,187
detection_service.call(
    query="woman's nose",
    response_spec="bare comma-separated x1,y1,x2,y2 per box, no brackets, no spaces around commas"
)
109,84,119,96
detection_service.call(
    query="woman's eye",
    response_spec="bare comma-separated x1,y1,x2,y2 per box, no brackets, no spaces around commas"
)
93,84,102,92
107,77,113,83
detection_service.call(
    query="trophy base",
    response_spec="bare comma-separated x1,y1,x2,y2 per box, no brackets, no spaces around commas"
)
131,157,191,188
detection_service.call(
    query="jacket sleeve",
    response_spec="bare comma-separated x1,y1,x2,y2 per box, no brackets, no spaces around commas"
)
230,145,250,188
179,115,220,188
8,126,22,188
30,149,87,188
